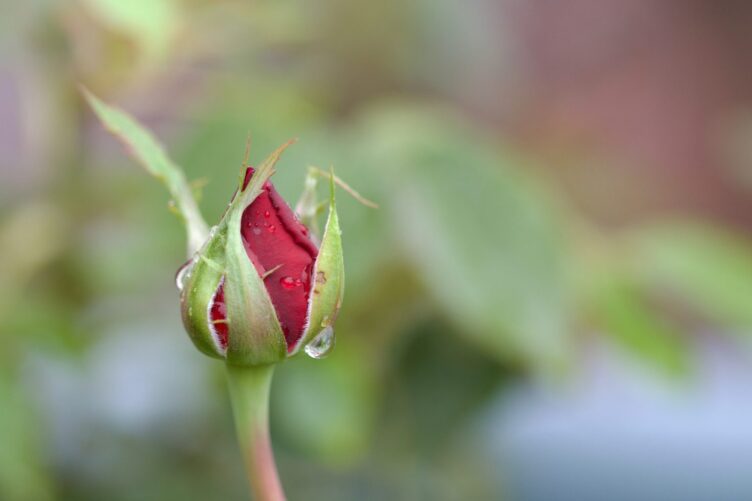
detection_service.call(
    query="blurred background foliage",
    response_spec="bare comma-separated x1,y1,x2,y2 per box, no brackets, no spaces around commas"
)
1,0,752,500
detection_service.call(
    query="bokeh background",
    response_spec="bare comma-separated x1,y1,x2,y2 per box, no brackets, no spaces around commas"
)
2,1,752,500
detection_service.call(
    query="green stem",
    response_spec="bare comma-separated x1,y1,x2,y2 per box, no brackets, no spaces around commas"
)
226,364,286,501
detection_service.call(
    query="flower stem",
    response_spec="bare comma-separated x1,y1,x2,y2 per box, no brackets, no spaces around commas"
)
226,364,286,501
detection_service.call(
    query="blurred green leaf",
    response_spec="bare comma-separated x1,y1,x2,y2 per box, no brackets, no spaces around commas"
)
388,320,507,452
0,378,54,501
273,341,375,463
82,0,179,64
630,223,752,331
355,103,572,369
593,274,691,376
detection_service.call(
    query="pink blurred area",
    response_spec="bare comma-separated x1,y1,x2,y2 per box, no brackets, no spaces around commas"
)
479,0,752,226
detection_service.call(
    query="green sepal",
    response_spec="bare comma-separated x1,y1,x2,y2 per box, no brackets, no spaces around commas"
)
292,171,344,354
180,226,227,359
82,88,209,255
222,142,293,366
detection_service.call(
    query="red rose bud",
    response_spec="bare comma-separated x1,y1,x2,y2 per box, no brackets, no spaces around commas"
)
178,142,344,366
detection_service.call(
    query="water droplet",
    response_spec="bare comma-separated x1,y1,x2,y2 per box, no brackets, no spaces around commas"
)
280,276,298,289
304,326,334,359
175,257,196,292
264,210,271,218
252,227,262,235
267,224,276,233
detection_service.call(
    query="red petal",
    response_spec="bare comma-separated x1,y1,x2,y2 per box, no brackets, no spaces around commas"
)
209,281,229,350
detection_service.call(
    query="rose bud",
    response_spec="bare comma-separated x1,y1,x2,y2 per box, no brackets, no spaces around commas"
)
177,142,344,366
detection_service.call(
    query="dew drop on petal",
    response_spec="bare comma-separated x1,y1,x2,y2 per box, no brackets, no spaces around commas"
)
304,326,335,359
264,210,271,218
280,276,298,289
252,227,262,236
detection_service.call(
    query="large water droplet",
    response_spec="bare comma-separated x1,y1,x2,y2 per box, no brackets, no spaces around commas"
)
175,256,197,292
304,326,334,359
